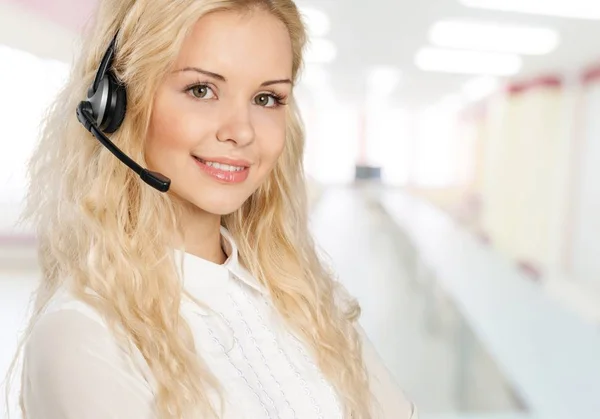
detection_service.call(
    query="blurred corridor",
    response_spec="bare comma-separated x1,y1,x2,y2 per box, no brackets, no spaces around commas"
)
311,186,523,418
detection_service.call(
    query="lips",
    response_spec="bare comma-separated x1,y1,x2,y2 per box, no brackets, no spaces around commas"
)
192,155,251,168
192,155,251,184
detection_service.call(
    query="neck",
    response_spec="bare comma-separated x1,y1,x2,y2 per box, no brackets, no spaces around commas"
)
175,199,226,265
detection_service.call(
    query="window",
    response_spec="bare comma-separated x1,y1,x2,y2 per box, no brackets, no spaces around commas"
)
0,44,69,232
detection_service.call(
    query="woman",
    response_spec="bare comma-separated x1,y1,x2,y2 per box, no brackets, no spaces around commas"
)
11,0,417,418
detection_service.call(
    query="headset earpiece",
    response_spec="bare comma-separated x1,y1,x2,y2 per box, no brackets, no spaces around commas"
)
76,31,170,192
101,72,127,133
85,32,127,134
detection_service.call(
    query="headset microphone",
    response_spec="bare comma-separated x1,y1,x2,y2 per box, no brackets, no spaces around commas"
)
76,32,171,193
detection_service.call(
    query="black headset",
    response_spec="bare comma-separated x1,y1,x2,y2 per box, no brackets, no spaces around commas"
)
76,32,171,192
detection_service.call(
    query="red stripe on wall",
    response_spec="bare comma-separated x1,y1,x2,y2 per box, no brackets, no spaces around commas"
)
0,235,36,246
507,75,562,96
581,64,600,85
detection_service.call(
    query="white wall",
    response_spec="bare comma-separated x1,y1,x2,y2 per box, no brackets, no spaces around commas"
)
571,82,600,292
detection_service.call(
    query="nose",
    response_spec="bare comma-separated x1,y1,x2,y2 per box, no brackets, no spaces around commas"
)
216,103,255,147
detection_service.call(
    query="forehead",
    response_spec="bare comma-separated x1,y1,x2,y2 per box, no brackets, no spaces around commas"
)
174,8,293,80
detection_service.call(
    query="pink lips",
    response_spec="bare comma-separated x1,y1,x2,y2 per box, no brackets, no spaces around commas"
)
192,156,250,184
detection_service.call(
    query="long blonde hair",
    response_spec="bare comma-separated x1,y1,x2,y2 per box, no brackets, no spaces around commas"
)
7,0,372,417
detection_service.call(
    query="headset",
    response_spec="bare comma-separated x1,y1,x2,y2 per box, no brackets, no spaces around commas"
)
76,32,171,192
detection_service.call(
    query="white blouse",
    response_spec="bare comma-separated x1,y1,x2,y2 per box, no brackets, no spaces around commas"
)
21,227,417,419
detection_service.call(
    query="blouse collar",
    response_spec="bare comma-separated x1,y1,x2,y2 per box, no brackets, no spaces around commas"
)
176,226,267,301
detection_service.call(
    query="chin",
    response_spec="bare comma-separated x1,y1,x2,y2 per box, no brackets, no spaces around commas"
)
191,195,249,216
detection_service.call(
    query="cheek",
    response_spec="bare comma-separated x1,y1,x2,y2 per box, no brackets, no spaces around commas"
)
259,123,286,170
146,94,201,164
257,110,287,156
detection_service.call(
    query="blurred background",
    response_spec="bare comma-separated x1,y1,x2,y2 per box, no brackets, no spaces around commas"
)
2,0,600,418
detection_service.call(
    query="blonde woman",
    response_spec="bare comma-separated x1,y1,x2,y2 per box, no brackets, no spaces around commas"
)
10,0,417,418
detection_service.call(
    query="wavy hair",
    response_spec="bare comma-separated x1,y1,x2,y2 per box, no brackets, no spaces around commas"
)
6,0,372,417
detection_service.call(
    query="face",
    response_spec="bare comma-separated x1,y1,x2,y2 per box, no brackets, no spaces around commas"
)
146,8,293,215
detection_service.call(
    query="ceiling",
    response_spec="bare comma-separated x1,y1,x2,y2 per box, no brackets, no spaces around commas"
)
297,0,600,107
2,0,600,109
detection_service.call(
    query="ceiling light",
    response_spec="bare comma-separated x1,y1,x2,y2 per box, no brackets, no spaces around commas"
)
300,7,331,37
458,0,600,20
305,38,337,64
415,47,522,76
430,20,559,55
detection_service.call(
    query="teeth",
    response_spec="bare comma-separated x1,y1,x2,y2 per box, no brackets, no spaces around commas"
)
204,160,245,172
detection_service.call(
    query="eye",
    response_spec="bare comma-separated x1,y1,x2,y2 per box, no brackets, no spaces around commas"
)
187,84,216,100
254,93,284,108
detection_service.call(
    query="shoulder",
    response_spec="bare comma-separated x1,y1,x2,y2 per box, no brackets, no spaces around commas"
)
24,285,156,388
22,288,156,418
24,286,152,373
39,286,106,324
25,287,109,355
25,288,123,376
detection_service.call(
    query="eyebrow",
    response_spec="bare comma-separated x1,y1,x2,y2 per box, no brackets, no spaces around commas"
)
176,67,293,87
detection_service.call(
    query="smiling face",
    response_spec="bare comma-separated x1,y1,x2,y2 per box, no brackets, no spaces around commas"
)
145,7,294,215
